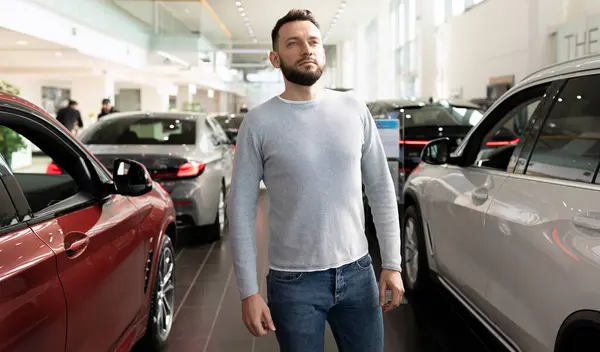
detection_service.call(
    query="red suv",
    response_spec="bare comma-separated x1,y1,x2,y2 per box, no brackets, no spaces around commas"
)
0,92,177,351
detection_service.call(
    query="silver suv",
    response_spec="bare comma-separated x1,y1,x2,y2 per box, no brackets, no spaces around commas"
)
402,53,600,352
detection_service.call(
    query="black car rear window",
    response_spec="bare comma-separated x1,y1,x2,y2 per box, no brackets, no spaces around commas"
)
214,115,244,130
384,106,484,127
81,117,196,145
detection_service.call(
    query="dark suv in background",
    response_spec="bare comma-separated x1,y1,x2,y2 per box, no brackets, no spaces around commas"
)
367,98,519,177
213,113,245,145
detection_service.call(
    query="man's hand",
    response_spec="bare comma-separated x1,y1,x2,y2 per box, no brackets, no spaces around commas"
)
241,293,276,336
378,269,405,312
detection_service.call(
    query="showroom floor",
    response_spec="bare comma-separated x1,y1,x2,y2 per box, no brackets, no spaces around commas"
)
167,191,508,352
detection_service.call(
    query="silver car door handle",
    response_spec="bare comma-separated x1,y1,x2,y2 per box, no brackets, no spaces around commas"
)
572,212,600,231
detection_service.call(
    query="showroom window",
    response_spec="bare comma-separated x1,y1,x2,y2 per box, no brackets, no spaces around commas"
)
525,75,600,184
365,18,378,100
389,2,397,52
391,0,419,97
434,0,446,27
407,0,416,42
397,1,405,48
464,0,486,11
389,1,398,96
435,31,445,97
452,0,466,15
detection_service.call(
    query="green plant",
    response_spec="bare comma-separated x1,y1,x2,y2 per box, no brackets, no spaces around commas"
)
183,101,204,112
0,80,19,95
0,80,26,164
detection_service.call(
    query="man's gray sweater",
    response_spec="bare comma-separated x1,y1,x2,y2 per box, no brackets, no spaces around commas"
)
227,89,402,299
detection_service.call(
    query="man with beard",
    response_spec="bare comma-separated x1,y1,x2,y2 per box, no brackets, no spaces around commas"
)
98,98,117,120
228,9,404,352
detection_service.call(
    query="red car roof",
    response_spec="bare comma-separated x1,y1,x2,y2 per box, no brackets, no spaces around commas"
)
0,91,50,117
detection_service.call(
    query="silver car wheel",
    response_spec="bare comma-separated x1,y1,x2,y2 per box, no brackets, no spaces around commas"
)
156,245,175,341
218,187,225,233
403,218,419,288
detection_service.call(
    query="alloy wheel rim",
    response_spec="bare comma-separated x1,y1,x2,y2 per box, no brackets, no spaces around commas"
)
218,188,225,233
156,246,175,340
404,218,419,288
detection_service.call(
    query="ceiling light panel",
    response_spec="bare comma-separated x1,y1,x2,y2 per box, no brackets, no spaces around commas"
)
324,0,348,43
235,1,256,43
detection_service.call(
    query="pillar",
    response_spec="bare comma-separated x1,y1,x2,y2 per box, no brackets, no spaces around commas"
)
176,84,196,111
339,40,356,90
418,0,437,98
71,74,115,129
141,85,170,112
376,0,395,99
3,76,43,108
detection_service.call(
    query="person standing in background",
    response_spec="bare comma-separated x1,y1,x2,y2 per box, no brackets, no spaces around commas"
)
227,8,404,352
56,100,83,135
98,98,118,120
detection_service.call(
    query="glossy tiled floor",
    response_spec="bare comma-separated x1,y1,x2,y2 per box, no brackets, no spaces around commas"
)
167,191,507,352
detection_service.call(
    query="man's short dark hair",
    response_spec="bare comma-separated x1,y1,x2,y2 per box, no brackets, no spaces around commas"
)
68,100,77,106
271,9,320,50
102,98,111,105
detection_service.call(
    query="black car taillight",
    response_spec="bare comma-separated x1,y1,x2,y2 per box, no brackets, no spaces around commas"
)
176,161,205,178
399,140,429,145
486,137,520,146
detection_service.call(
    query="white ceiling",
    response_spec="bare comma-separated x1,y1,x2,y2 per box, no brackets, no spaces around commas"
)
0,26,241,92
0,1,383,85
0,27,164,85
115,0,381,46
0,27,65,51
144,0,382,68
0,27,89,68
190,0,381,46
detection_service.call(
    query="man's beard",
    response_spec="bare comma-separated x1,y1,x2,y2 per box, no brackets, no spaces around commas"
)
280,58,324,86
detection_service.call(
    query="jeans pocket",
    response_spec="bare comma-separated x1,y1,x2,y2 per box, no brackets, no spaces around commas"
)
269,269,304,283
354,254,372,270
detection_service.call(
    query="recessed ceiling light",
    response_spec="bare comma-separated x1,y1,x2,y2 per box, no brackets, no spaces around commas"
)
16,40,28,45
241,12,246,16
238,7,244,11
235,1,241,6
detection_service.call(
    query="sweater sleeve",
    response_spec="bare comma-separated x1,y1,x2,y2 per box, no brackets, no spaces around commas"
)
227,116,264,299
359,103,403,272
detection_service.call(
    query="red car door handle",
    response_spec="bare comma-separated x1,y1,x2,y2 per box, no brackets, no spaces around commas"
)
65,237,89,257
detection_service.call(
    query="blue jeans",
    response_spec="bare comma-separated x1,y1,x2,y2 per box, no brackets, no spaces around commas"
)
266,254,384,352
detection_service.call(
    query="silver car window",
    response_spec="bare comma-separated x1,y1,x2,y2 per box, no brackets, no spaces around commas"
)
81,117,196,145
526,74,600,184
